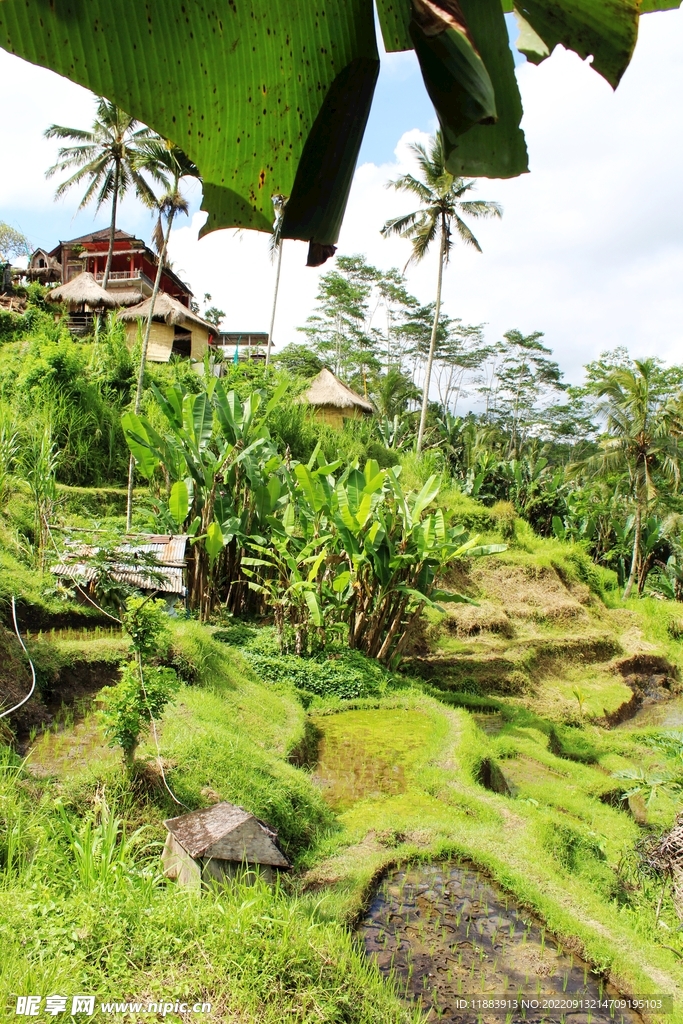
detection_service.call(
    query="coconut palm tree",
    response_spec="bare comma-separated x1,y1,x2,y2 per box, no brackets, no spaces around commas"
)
45,99,168,289
125,142,200,531
266,194,287,370
381,132,502,452
584,358,682,599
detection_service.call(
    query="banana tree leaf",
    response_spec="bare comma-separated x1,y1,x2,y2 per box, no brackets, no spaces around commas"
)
410,11,497,144
431,588,476,602
513,11,550,60
375,0,413,51
640,0,682,9
121,413,160,480
514,0,638,88
0,0,671,246
304,590,323,627
169,480,189,527
446,0,528,178
279,56,380,251
205,520,224,565
0,0,378,247
187,392,214,451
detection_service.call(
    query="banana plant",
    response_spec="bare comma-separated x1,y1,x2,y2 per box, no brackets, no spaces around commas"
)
122,380,287,618
0,1,676,262
244,447,505,662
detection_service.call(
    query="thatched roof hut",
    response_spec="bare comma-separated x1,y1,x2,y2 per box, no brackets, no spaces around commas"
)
118,292,217,363
298,368,373,428
48,271,117,310
162,801,290,889
118,291,215,332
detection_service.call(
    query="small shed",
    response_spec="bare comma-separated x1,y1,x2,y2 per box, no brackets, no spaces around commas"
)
162,802,290,889
118,291,217,363
298,367,374,428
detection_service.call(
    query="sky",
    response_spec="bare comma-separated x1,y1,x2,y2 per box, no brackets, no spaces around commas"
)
1,8,683,386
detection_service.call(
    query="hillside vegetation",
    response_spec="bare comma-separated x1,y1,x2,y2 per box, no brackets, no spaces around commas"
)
1,298,683,1022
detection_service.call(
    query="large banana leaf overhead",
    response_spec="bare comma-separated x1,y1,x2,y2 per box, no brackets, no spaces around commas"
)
0,0,678,263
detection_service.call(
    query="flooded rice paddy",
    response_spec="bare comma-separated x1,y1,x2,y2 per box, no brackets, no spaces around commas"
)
311,708,439,811
360,862,643,1024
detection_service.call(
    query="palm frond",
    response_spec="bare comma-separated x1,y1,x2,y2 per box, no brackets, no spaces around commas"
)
459,200,503,219
453,214,482,251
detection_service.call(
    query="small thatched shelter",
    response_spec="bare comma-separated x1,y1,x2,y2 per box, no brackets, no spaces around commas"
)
118,291,217,363
48,271,117,311
162,801,290,889
298,367,373,428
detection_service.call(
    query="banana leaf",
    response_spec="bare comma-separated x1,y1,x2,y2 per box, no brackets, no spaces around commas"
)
0,0,677,253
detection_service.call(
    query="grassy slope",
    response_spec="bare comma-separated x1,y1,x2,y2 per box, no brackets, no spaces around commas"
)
0,624,412,1024
3,506,683,1020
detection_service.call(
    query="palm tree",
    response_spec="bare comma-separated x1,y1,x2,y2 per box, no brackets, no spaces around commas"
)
45,99,167,289
584,359,682,599
266,194,287,370
125,142,200,531
381,132,502,452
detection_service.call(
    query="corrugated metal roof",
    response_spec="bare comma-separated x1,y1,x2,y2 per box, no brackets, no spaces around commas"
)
52,535,188,596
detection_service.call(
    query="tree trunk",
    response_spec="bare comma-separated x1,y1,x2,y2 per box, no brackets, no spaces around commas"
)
416,225,446,454
265,240,283,370
125,207,176,532
623,503,642,600
102,162,120,292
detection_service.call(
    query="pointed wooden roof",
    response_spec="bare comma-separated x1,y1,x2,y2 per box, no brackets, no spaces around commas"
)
164,802,290,867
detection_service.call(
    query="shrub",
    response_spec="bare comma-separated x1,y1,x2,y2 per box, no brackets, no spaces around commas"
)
565,550,617,597
489,501,516,539
100,660,180,766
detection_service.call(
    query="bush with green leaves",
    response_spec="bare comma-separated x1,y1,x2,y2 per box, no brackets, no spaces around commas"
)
100,596,178,767
122,596,170,659
100,659,179,767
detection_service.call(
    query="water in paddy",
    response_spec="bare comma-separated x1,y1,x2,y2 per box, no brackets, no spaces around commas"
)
616,694,683,730
311,709,436,811
360,862,643,1024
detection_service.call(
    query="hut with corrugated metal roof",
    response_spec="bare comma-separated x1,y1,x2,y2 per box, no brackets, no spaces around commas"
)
51,534,188,606
297,367,373,428
162,802,290,889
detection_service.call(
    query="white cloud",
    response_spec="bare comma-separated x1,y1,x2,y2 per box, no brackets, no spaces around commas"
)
3,8,683,385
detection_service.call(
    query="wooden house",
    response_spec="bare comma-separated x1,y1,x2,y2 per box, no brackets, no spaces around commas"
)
298,367,374,428
118,292,218,363
162,802,290,889
38,228,193,308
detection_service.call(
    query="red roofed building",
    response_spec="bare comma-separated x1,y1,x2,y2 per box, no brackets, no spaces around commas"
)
28,228,193,308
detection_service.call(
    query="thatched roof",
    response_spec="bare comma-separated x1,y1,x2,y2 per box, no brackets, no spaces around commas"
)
117,291,217,334
49,272,117,308
108,288,146,307
299,368,373,413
